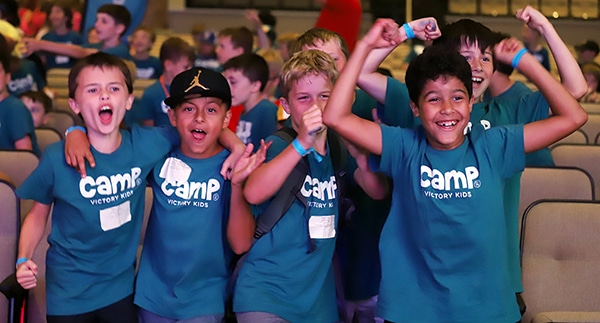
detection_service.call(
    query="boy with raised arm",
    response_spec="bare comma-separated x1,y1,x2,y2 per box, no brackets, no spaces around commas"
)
135,67,267,322
234,49,386,323
323,19,587,323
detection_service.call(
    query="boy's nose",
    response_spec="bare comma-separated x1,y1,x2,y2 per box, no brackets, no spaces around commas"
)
99,90,110,101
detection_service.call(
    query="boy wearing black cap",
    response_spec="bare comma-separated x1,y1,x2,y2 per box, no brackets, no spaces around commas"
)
134,67,267,322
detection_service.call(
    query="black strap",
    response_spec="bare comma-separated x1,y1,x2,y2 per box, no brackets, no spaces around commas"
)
253,127,309,240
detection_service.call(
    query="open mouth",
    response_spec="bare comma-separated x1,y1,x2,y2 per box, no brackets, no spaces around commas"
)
191,128,207,141
99,105,113,124
436,120,458,129
472,77,483,85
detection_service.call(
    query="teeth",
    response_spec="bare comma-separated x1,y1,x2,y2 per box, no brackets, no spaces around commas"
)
472,77,483,83
100,106,111,111
192,129,206,134
437,120,457,127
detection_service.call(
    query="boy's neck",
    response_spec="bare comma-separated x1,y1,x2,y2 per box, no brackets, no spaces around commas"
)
53,25,68,35
102,35,121,49
133,51,150,60
88,130,123,154
0,89,8,102
162,72,176,85
243,93,266,113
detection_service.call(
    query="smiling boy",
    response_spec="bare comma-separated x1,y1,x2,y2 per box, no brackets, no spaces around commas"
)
323,18,587,323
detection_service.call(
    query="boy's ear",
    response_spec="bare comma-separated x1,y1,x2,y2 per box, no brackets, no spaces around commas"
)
280,97,290,115
223,109,232,129
126,94,134,111
115,23,126,39
409,101,420,117
68,98,80,114
250,79,262,93
167,107,177,127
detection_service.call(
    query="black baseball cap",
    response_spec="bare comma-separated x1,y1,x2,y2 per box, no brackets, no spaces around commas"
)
575,40,600,55
164,67,232,108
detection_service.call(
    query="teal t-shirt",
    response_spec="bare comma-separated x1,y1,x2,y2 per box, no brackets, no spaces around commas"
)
235,99,278,151
233,134,339,323
135,148,233,319
41,31,83,69
8,59,46,96
16,126,174,315
372,124,524,323
140,80,171,127
84,42,132,59
0,95,40,155
133,56,162,79
483,81,554,167
471,90,550,293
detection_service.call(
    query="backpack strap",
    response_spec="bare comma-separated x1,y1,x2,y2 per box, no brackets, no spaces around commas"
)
253,127,309,240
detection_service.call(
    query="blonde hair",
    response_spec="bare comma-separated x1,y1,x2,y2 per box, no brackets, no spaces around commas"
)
288,28,349,59
279,49,338,99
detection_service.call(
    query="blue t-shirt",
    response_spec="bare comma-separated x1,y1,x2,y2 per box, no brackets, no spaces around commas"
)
233,134,339,323
471,90,551,294
16,126,176,315
194,54,220,72
135,148,233,319
41,30,83,69
483,81,554,167
133,56,162,79
8,59,46,96
84,42,131,59
0,95,40,155
235,99,278,151
372,124,524,323
140,80,171,127
525,44,551,71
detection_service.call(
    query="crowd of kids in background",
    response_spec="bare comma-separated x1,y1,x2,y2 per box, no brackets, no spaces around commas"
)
0,0,595,322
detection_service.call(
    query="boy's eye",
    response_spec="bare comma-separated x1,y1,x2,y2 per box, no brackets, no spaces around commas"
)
453,96,464,101
427,97,440,103
183,106,194,112
297,95,309,101
320,94,330,100
110,86,121,92
87,88,98,94
207,107,216,113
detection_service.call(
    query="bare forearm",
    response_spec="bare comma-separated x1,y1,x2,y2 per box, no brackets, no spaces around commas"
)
539,23,587,98
227,183,255,254
244,145,301,204
18,204,50,259
36,40,92,58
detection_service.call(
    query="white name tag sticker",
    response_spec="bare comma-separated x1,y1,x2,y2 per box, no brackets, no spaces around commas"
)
308,215,336,239
99,200,132,231
55,55,69,64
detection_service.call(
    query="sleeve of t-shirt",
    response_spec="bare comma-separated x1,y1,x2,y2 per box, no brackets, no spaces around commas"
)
480,124,526,178
131,125,179,163
370,124,413,177
8,103,36,144
16,144,59,204
139,88,157,120
381,76,416,128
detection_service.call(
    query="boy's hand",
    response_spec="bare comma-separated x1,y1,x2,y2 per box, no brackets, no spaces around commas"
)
516,6,550,34
65,130,95,177
221,141,247,180
494,37,526,66
16,260,39,290
245,9,262,29
231,140,271,187
22,37,39,56
362,18,401,49
297,104,325,149
408,17,441,42
341,137,369,169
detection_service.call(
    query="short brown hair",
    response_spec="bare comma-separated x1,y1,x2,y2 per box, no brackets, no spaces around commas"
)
20,90,53,113
68,52,133,98
218,27,253,54
97,4,131,37
159,37,195,65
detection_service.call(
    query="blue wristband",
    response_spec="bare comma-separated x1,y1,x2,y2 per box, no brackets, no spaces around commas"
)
65,125,87,137
403,23,415,39
292,138,310,157
511,48,528,69
16,257,28,267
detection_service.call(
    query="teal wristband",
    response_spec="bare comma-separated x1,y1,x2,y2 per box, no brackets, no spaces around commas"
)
292,138,310,157
511,48,528,69
65,125,87,137
16,257,28,267
403,23,415,39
